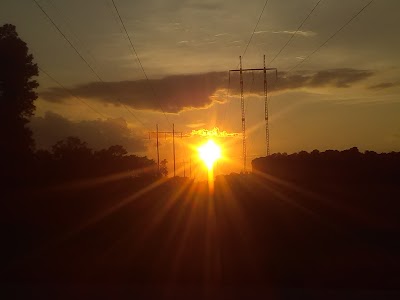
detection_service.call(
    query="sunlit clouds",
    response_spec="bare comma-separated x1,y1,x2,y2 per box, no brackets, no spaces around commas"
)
191,127,239,138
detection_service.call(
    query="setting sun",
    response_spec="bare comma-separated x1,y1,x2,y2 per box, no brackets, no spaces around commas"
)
198,140,221,170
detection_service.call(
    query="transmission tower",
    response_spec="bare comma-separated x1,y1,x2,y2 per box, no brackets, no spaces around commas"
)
263,55,277,156
239,56,246,172
229,56,277,172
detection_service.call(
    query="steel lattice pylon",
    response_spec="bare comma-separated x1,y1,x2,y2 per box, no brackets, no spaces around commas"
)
239,56,246,172
264,55,270,156
229,56,277,172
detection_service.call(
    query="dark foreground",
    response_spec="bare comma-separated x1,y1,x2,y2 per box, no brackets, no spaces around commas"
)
1,172,400,299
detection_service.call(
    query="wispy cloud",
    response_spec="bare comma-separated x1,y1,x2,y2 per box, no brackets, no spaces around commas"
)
273,30,317,37
253,30,269,35
214,33,231,37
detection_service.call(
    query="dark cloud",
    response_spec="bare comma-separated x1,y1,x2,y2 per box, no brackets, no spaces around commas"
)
368,82,398,90
307,69,374,88
40,72,228,113
30,112,146,153
40,69,374,113
230,68,375,93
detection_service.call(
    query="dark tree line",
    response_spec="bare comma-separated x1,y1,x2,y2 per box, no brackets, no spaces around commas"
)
252,147,400,185
34,136,166,185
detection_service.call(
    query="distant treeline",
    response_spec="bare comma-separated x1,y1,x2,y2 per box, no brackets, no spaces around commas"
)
2,136,167,188
252,147,400,184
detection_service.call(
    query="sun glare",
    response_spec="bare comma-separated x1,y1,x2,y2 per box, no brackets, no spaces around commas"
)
198,139,221,170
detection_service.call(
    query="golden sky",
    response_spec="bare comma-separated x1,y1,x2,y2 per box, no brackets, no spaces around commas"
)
1,0,400,175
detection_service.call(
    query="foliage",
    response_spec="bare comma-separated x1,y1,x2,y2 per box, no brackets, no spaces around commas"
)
0,24,38,176
35,136,160,183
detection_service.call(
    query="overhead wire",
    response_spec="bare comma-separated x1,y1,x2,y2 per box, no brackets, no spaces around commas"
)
110,0,172,127
286,0,374,74
240,0,271,61
33,0,102,82
268,0,323,66
32,0,149,130
38,66,108,119
46,0,98,66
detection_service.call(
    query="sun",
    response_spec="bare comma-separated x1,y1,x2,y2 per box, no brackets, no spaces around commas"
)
198,139,221,170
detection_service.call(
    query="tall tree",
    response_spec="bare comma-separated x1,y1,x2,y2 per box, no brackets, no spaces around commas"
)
0,24,38,175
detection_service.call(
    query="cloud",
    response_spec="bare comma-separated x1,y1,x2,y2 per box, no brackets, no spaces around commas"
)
229,68,374,94
40,72,228,113
368,82,398,90
30,112,146,153
40,69,374,113
254,30,269,35
306,68,374,88
214,33,231,37
273,30,317,37
191,127,239,138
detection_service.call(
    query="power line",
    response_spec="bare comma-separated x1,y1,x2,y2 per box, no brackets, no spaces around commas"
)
110,0,171,127
33,0,102,82
33,0,149,130
268,0,323,66
38,66,108,119
287,0,374,73
241,0,271,60
46,0,98,66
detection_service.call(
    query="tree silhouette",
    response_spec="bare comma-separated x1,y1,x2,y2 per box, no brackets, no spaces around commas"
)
160,159,168,177
0,24,38,177
52,136,93,162
50,136,93,180
97,145,128,158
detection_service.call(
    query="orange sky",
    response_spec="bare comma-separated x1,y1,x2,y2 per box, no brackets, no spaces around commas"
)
1,0,400,175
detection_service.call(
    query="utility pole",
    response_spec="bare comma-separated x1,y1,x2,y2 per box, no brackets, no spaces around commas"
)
148,125,184,177
189,157,192,178
173,123,175,177
180,132,185,178
229,55,277,171
156,124,160,172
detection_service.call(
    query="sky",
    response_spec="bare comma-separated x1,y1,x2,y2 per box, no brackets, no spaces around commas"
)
1,0,400,176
